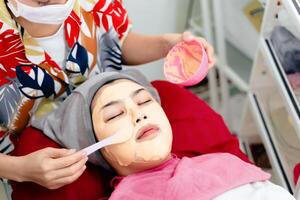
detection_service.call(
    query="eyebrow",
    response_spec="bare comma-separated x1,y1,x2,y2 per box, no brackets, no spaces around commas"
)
101,100,121,110
100,88,146,110
131,88,146,97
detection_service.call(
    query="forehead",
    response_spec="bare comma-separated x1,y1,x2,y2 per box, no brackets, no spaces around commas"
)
92,79,144,104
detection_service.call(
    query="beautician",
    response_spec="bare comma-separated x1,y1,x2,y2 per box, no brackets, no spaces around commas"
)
0,0,215,189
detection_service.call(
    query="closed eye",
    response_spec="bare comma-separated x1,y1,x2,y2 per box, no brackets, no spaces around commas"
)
137,99,152,106
106,111,124,122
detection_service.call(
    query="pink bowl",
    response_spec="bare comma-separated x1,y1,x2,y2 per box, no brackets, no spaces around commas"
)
163,39,209,86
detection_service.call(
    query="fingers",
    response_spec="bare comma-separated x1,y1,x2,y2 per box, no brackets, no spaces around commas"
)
49,156,88,180
181,32,216,68
47,165,86,190
41,150,87,189
197,37,216,68
50,150,87,170
182,31,193,42
44,147,76,158
19,148,88,190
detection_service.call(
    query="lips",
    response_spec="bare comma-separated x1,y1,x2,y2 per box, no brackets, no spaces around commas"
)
136,124,160,141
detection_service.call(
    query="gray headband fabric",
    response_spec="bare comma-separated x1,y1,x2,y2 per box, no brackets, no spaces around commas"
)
32,69,160,170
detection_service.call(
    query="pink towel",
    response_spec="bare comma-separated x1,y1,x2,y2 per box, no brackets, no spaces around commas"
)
109,153,270,200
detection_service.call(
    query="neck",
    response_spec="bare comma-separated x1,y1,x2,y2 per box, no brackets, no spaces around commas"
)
16,18,62,38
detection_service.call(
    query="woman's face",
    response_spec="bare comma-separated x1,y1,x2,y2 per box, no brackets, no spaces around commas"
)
91,79,173,173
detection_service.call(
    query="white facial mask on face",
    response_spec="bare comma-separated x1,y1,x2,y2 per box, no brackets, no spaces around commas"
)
7,0,75,24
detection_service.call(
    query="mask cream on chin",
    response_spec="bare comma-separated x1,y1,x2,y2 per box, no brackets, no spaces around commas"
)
7,0,75,24
104,136,171,167
102,120,172,167
134,138,171,162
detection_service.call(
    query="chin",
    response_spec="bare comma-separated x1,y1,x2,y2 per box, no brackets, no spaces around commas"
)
133,155,170,170
134,152,171,163
148,154,170,162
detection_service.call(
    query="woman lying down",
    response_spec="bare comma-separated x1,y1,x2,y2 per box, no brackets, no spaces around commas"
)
33,69,295,200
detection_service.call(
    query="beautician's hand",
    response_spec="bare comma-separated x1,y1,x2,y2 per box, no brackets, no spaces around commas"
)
162,31,216,69
18,147,88,189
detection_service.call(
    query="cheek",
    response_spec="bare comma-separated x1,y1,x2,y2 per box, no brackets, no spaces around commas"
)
93,111,121,140
97,123,121,140
144,105,170,126
102,140,137,166
92,113,105,140
148,106,173,142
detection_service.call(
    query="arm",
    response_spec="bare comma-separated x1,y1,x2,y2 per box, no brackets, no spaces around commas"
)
121,32,171,65
0,72,87,190
0,153,22,181
0,148,87,189
121,31,216,68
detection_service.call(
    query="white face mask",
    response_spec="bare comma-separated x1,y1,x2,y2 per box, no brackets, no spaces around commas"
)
7,0,75,25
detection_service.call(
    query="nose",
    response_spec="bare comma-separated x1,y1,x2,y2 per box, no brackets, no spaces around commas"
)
127,101,148,124
34,0,65,5
135,114,147,124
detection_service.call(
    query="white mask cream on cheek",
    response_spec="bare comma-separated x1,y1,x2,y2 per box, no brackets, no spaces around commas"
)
83,125,133,156
103,139,137,167
100,121,137,167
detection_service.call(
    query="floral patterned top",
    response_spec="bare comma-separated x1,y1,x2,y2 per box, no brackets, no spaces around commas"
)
0,0,131,154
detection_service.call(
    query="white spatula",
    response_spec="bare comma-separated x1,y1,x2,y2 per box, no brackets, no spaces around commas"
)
83,125,132,156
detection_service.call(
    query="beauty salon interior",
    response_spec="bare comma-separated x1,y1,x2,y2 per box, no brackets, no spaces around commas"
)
1,0,300,199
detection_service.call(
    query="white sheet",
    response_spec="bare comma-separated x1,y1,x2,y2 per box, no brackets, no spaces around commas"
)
214,181,295,200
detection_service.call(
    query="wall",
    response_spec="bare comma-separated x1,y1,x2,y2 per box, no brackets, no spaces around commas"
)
123,0,190,80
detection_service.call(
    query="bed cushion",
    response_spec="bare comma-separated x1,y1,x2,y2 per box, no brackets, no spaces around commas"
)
152,81,249,161
294,163,300,185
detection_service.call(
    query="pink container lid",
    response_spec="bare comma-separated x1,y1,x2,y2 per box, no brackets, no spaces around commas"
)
163,39,209,86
